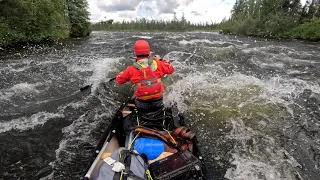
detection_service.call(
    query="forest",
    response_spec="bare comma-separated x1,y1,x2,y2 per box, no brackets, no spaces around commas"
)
1,0,319,46
92,13,218,32
219,0,320,40
0,0,91,47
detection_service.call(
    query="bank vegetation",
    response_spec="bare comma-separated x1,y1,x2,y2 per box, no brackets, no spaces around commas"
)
218,0,320,41
0,0,91,47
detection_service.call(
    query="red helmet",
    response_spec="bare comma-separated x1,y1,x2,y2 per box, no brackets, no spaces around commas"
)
134,40,150,56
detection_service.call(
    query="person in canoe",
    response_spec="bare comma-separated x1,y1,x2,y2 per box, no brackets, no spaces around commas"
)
115,40,174,112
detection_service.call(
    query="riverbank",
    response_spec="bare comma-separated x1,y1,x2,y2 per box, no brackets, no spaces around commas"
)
217,1,320,42
218,18,320,41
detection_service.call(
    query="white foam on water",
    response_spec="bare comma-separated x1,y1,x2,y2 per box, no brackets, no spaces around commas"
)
86,57,121,92
167,35,185,39
179,39,222,45
0,65,29,72
166,62,320,118
166,72,262,111
11,82,41,93
249,56,286,69
287,70,302,75
165,65,319,179
260,77,320,106
0,112,64,133
224,153,294,180
224,119,298,180
132,35,153,39
0,82,43,101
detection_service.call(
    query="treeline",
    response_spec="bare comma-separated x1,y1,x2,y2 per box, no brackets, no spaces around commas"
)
218,0,320,41
0,0,91,47
92,14,218,32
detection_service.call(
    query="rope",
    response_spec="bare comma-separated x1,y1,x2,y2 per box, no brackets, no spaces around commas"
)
128,132,141,150
163,128,176,145
146,169,153,180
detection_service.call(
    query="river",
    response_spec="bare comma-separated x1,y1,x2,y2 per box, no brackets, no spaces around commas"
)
0,31,319,180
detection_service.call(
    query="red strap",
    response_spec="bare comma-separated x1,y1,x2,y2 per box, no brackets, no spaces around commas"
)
182,130,196,140
171,127,188,138
171,126,196,140
134,126,176,147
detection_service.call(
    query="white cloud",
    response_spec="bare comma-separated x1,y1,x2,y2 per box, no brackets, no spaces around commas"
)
88,0,234,23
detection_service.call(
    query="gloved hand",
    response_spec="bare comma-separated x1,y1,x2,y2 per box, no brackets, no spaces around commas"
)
153,55,161,60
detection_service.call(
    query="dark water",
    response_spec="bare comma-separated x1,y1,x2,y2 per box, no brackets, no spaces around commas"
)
0,32,319,180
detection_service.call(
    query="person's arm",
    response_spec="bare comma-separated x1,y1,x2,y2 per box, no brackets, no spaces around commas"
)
158,59,174,74
116,67,131,84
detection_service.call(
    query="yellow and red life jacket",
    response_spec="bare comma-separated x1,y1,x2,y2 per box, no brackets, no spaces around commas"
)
133,58,164,100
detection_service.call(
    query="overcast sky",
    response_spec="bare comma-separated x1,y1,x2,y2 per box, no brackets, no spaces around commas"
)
88,0,236,23
88,0,308,24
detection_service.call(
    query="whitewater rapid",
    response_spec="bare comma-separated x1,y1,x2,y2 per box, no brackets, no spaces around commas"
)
1,31,319,180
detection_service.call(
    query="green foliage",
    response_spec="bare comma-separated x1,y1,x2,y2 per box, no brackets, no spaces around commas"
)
286,18,320,40
218,0,320,41
92,11,219,32
92,18,218,32
0,0,91,47
67,0,91,37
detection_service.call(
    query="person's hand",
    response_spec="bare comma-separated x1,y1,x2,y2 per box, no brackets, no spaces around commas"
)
153,55,161,60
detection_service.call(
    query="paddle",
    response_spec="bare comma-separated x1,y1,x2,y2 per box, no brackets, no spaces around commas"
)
80,77,116,92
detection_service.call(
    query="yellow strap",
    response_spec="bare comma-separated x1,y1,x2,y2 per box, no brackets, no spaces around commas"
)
153,60,158,71
136,115,140,126
120,170,123,180
136,60,158,71
143,70,147,79
146,169,153,180
136,61,146,68
163,111,166,125
128,132,140,150
163,128,177,144
117,149,122,158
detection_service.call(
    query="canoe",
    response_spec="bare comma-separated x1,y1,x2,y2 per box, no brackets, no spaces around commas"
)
83,95,207,180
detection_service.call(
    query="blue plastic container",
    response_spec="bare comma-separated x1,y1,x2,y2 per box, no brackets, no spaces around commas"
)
134,137,165,160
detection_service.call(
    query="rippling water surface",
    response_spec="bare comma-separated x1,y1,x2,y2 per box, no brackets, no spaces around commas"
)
0,32,319,180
